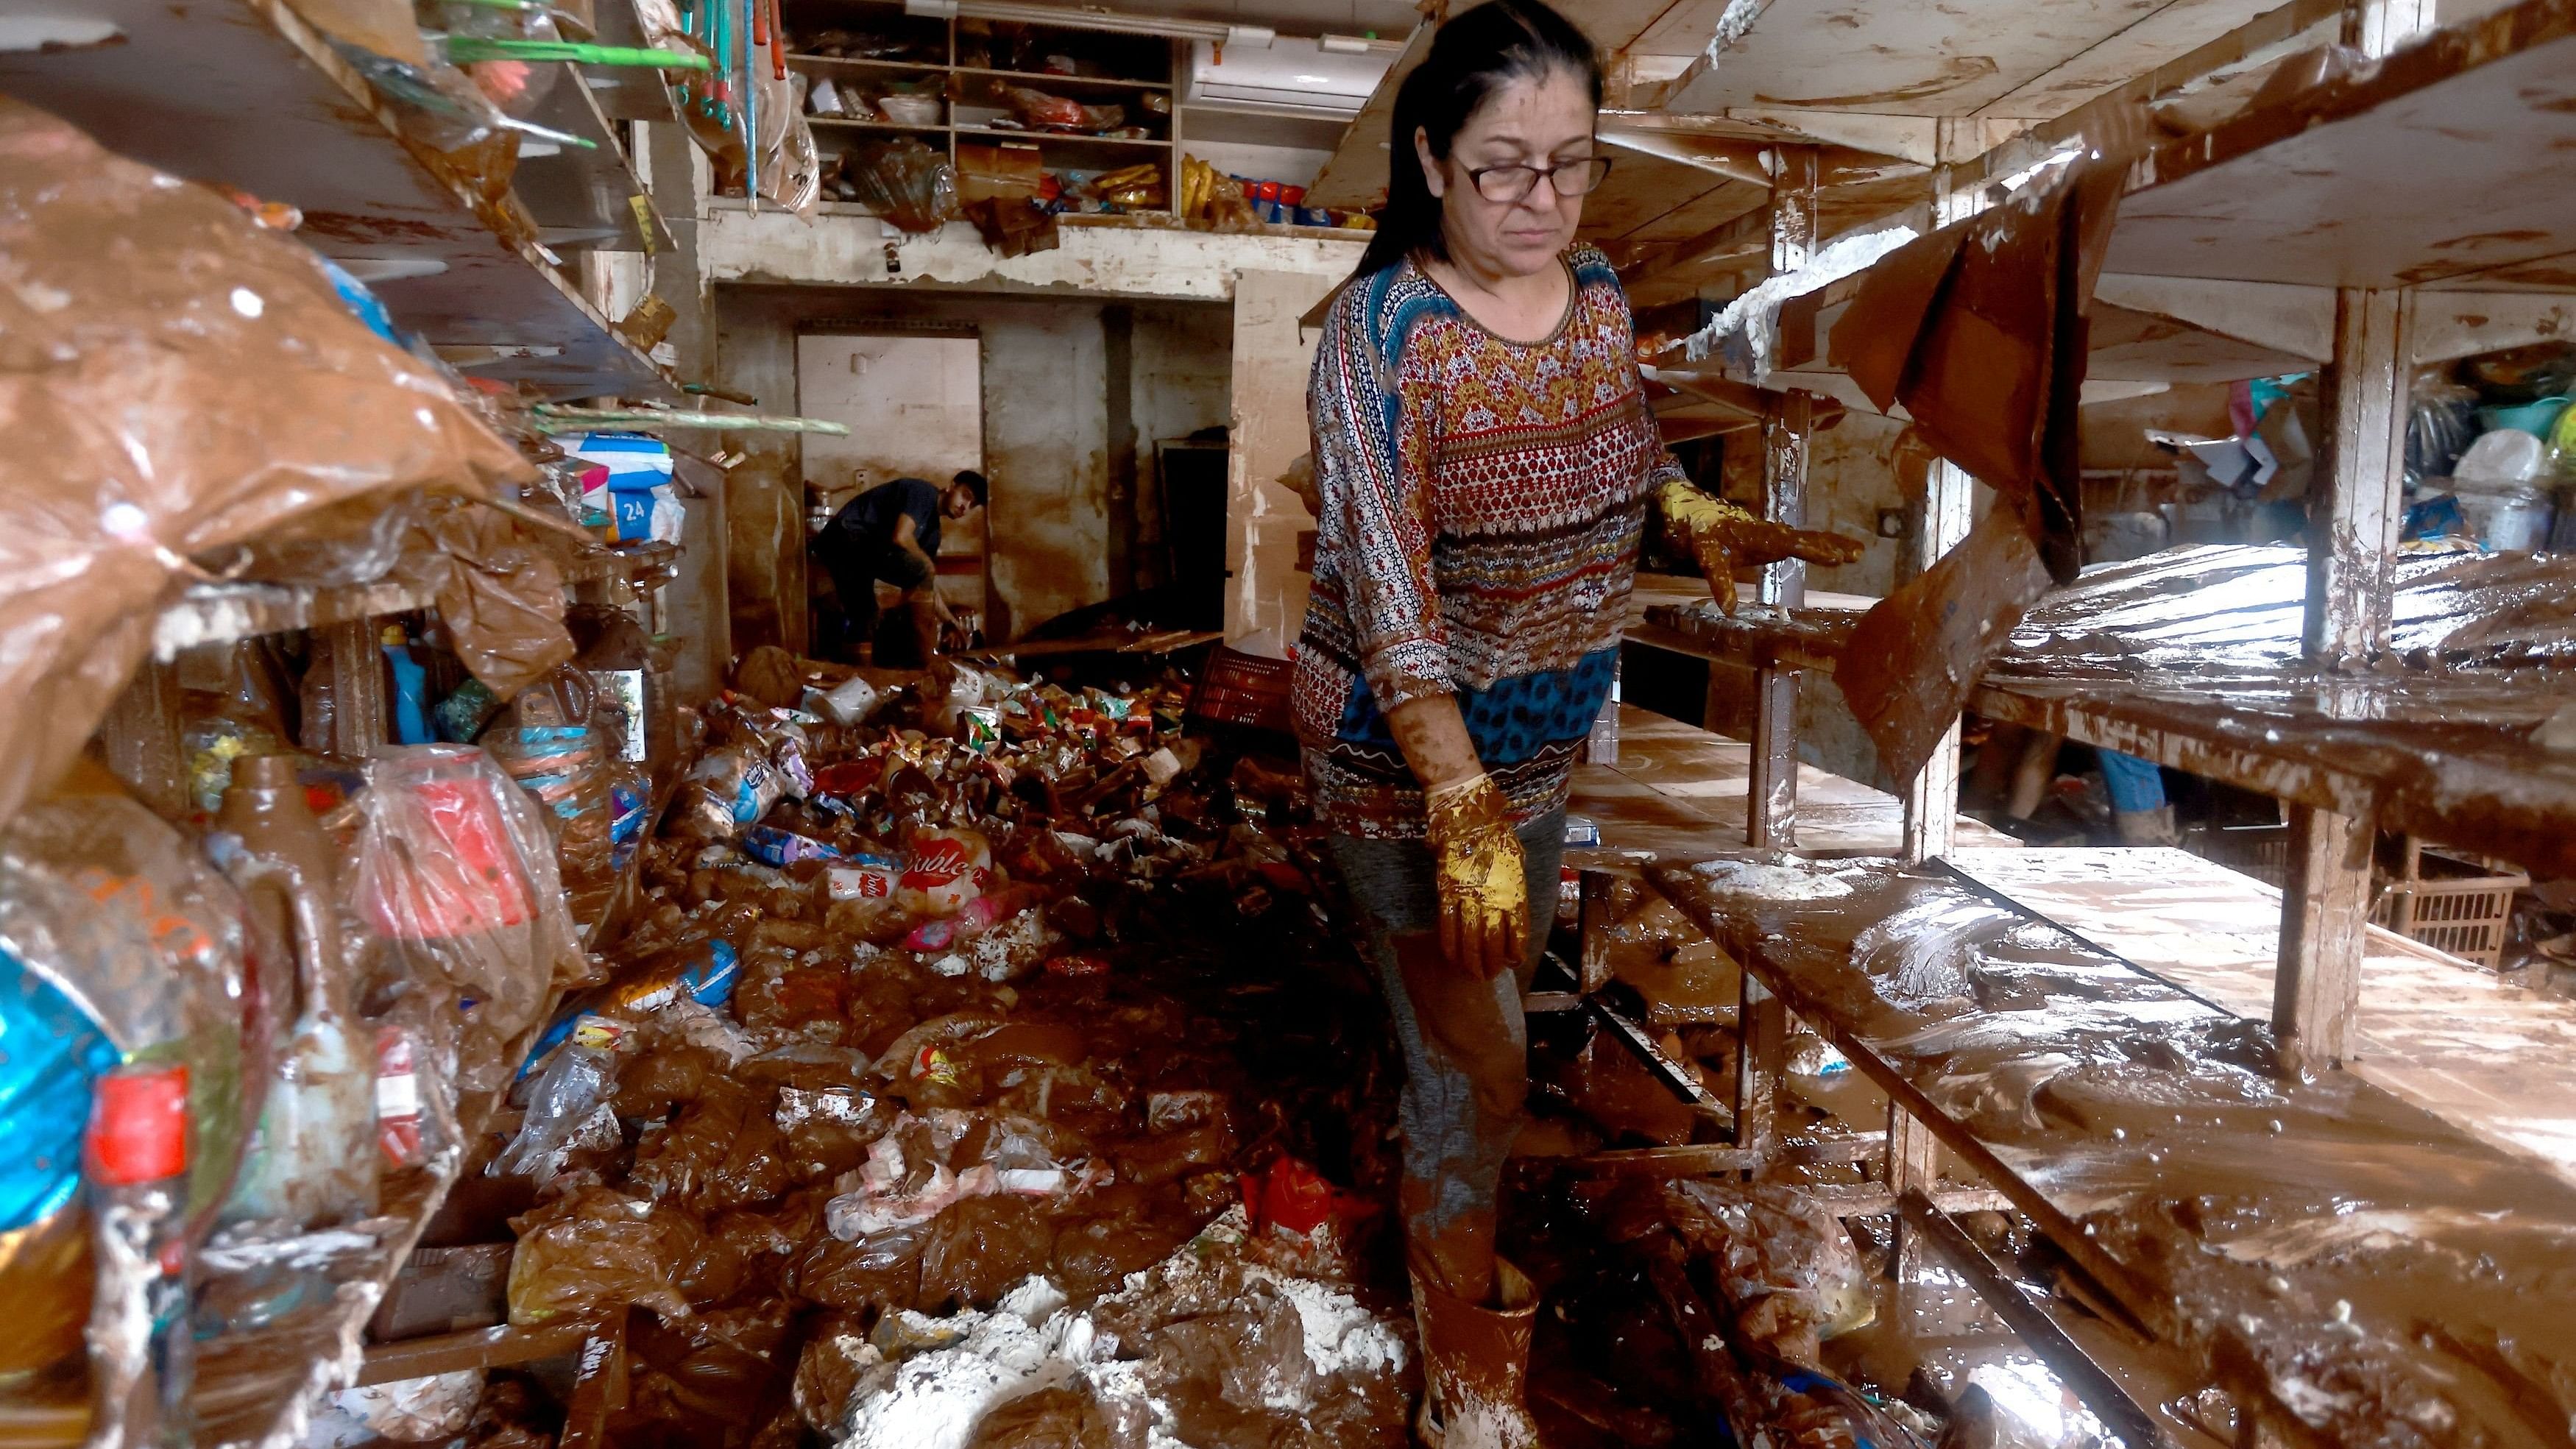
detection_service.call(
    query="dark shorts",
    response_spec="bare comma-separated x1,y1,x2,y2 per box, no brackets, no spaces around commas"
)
815,539,934,660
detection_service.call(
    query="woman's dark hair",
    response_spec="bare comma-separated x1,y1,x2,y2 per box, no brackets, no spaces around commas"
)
1355,0,1602,277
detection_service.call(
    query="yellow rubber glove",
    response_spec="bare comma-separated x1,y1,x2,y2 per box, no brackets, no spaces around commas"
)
1657,481,1869,615
1424,773,1527,979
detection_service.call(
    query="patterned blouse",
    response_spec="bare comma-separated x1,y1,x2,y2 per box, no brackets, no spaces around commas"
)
1293,247,1682,839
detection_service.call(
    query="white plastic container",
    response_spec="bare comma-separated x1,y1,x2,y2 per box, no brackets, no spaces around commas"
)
2447,474,2557,551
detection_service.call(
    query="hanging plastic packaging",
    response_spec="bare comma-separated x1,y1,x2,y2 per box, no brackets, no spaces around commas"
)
348,746,584,1094
0,784,253,1385
0,98,531,838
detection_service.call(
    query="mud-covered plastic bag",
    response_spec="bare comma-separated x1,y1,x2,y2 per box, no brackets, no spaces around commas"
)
0,99,531,836
348,746,585,1093
507,1186,704,1324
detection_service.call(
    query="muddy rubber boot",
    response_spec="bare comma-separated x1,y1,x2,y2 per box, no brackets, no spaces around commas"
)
1410,1257,1543,1449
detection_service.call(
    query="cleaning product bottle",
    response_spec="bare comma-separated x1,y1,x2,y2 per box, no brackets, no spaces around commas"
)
382,625,432,747
211,755,378,1226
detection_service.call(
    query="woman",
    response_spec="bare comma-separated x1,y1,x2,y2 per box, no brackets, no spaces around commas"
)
1294,3,1850,1443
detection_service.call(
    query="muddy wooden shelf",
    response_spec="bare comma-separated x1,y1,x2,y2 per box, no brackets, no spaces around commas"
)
0,0,674,401
1651,853,2576,1449
152,543,682,659
1949,846,2576,1186
1567,706,2017,861
1686,0,2576,398
519,63,675,255
1640,547,2576,879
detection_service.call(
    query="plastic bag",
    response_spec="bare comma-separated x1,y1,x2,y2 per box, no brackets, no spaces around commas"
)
677,745,787,843
1002,85,1122,133
844,140,958,234
2405,368,2480,490
495,1017,627,1183
506,1186,702,1324
896,827,991,918
317,1370,484,1445
631,1084,795,1211
0,100,531,836
348,746,584,1093
391,499,578,704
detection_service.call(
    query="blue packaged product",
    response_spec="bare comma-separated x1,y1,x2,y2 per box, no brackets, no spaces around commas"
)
0,950,120,1233
743,825,843,868
517,940,740,1079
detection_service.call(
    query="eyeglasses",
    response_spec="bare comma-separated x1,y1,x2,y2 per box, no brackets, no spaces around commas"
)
1465,155,1614,203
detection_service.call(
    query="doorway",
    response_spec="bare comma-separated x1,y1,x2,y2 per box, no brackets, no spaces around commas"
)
796,330,989,650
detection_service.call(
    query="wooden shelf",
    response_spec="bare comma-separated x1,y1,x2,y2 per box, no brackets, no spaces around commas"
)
1637,546,2576,879
807,114,953,135
578,0,687,123
954,65,1173,92
152,543,681,659
952,126,1172,152
518,63,675,254
785,51,948,73
1649,853,2576,1449
0,0,674,402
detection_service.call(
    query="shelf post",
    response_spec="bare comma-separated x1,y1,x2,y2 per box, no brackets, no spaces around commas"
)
1748,146,1818,850
1900,460,1976,865
1900,140,1989,866
1886,1102,1943,1280
2275,287,2412,1071
317,617,391,757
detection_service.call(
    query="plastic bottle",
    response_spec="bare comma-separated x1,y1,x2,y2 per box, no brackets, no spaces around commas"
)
382,626,432,747
212,755,378,1226
84,1062,194,1449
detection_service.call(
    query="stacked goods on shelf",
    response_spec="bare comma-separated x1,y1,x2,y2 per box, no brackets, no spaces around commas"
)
0,97,693,1446
1179,155,1373,233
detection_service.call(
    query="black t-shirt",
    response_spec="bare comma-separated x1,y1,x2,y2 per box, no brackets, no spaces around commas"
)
832,478,941,559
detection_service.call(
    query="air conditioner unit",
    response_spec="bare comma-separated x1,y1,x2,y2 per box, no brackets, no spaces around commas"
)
1187,37,1390,116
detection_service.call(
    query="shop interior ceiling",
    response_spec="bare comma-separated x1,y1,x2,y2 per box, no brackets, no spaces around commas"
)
1277,0,2407,301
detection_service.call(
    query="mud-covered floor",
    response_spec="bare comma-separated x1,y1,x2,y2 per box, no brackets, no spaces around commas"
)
366,658,2105,1449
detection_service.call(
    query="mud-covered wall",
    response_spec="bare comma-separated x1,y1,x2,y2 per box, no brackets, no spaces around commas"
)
713,286,1231,651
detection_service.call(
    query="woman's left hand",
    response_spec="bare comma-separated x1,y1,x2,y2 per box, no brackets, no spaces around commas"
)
1425,773,1528,979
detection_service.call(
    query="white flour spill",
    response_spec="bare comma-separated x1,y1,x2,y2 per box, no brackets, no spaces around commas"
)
834,1208,1409,1449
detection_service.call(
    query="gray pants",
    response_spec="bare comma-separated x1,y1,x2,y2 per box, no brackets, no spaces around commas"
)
1326,808,1563,1303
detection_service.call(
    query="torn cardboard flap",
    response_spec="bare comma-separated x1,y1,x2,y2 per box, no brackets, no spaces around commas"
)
1836,503,2056,784
1829,155,2126,586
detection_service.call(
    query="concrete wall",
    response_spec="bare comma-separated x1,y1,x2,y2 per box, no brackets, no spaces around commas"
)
703,210,1365,300
1226,270,1337,651
713,286,1231,650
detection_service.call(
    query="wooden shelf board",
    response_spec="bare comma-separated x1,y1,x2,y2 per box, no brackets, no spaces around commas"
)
1950,846,2576,1186
0,0,673,401
1637,547,2576,877
2105,0,2576,291
952,126,1172,152
517,64,673,254
581,0,685,122
953,65,1173,92
1649,853,2576,1449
